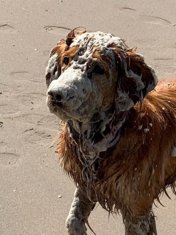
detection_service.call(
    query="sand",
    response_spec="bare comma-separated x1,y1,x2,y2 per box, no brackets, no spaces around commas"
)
0,0,176,234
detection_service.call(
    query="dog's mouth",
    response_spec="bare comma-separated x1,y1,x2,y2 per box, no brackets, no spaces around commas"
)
47,92,95,122
47,95,71,121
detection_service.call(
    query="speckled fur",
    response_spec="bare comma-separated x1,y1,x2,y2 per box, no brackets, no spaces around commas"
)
58,81,176,235
46,28,176,235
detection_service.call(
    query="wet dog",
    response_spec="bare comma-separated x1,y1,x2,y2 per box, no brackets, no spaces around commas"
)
46,28,176,235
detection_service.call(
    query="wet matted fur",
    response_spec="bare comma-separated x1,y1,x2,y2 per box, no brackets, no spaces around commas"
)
45,27,176,235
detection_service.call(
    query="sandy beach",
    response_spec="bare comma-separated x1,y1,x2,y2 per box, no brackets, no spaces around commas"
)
0,0,176,234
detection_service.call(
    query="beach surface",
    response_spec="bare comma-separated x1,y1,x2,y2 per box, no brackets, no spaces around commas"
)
0,0,176,234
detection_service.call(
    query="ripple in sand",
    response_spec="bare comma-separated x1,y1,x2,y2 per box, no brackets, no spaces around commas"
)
0,24,15,33
120,7,136,12
143,15,172,26
10,71,29,76
44,25,71,35
24,129,52,145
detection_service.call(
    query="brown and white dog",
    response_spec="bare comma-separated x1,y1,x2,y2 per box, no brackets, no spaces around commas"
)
45,28,176,235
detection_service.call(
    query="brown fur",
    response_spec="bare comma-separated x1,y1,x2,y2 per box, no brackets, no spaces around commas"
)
57,80,176,217
46,28,176,234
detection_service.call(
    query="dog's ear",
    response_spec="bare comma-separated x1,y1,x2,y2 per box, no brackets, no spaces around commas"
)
114,48,157,112
45,40,67,87
66,27,86,46
46,28,86,87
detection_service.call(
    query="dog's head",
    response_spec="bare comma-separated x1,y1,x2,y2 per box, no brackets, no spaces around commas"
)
46,28,157,122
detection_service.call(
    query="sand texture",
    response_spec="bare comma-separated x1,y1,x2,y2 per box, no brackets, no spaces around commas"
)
0,0,176,234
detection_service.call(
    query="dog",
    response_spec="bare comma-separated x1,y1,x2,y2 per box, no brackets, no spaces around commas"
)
45,27,176,235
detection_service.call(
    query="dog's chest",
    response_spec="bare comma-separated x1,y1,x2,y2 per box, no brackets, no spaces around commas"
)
67,111,127,182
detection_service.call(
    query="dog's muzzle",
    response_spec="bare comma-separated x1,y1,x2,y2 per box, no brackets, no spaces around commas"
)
46,66,94,118
47,79,78,110
48,83,74,106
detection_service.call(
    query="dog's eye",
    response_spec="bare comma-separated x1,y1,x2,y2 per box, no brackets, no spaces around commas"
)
92,64,105,75
63,56,70,65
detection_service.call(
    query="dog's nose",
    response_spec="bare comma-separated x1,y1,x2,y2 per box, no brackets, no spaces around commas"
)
48,90,63,102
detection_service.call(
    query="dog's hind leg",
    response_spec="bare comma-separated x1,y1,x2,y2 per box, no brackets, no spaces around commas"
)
66,187,96,235
123,211,157,235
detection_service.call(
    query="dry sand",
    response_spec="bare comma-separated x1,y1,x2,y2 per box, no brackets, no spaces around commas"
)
0,0,176,234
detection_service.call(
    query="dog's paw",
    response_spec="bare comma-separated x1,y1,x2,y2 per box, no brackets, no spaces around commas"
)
66,216,87,235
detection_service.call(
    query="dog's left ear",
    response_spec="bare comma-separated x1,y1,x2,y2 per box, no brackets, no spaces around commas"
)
114,48,157,111
45,40,67,87
66,27,86,46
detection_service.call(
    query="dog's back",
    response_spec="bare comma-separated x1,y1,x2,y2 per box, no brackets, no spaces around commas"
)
141,80,176,184
96,80,176,214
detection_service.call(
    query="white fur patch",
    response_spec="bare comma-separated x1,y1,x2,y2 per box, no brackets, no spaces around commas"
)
47,32,128,122
45,54,58,76
71,31,127,51
70,31,128,76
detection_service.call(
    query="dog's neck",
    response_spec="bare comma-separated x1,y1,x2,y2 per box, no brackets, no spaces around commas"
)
67,106,129,183
67,106,128,159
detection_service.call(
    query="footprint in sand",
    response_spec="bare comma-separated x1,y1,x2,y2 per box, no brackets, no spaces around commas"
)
15,92,46,106
0,23,15,33
24,128,52,145
0,152,21,166
2,112,46,124
44,25,72,35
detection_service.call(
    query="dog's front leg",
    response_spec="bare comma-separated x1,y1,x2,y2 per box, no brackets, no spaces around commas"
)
123,211,157,235
66,187,96,235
